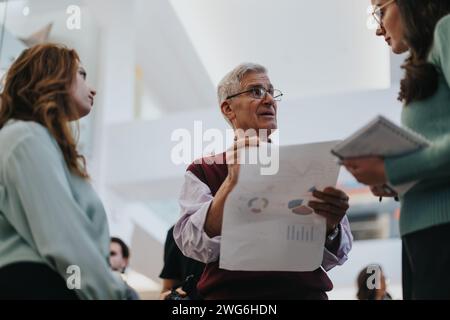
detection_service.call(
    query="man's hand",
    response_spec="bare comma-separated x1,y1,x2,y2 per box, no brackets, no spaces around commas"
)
308,187,349,235
204,136,260,238
342,157,388,186
224,136,260,187
160,288,187,300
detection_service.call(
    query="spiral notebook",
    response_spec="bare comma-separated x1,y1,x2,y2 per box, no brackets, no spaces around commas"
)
331,115,430,159
331,115,430,195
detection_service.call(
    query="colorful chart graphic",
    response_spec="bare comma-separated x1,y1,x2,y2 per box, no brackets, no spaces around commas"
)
287,186,316,215
247,197,269,214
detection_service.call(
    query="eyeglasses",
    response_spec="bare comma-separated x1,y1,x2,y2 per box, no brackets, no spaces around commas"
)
371,0,395,26
226,86,283,102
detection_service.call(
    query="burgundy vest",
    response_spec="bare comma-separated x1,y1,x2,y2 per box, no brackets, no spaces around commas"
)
188,153,333,300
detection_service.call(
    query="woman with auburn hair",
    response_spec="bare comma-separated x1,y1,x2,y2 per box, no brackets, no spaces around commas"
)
0,44,127,299
344,0,450,299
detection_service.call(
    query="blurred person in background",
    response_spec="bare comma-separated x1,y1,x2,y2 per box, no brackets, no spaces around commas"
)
159,226,205,300
110,237,140,300
357,264,393,300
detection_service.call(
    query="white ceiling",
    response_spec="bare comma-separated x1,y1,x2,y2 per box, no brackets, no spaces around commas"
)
169,0,391,99
133,0,217,113
1,0,392,113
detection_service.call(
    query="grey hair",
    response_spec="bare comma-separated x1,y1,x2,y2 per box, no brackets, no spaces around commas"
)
217,63,267,105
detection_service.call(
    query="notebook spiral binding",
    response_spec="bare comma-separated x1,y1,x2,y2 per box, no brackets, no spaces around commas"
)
377,116,429,147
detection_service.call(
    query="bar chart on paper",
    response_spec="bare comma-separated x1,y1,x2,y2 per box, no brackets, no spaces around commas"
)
287,224,319,242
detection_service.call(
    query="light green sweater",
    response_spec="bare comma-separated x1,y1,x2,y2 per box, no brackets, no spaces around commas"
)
385,15,450,237
0,120,127,299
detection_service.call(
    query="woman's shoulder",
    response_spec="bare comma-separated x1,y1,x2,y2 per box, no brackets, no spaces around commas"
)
0,120,54,159
434,14,450,44
436,14,450,32
1,119,49,138
429,14,450,66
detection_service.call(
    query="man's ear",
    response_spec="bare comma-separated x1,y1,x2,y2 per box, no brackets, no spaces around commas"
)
221,100,235,124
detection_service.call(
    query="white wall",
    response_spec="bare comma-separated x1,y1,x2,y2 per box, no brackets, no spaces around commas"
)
169,0,391,98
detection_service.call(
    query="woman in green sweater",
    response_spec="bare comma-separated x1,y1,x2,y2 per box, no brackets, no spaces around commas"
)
0,44,128,299
344,0,450,299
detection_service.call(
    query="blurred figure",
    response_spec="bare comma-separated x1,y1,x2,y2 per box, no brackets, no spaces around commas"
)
159,226,205,300
357,264,393,300
110,237,140,300
0,44,127,299
110,237,131,273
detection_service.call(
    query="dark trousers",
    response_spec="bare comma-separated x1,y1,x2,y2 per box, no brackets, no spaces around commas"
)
0,262,79,300
402,223,450,300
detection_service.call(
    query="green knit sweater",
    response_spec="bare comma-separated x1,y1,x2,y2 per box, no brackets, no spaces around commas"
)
385,15,450,237
0,120,127,299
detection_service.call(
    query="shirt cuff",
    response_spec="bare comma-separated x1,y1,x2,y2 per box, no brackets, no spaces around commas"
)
175,199,221,264
321,218,353,271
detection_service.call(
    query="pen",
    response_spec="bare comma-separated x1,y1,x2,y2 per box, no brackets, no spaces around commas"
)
379,185,400,202
379,185,392,202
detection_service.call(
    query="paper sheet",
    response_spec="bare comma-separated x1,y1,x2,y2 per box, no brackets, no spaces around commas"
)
219,140,341,272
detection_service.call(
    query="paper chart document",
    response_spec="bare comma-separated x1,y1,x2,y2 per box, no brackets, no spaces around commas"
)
219,140,341,272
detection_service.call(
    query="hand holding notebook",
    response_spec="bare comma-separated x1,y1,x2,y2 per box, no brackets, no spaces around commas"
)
332,115,430,195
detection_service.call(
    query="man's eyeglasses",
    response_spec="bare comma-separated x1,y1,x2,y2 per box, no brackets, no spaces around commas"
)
371,0,395,26
226,86,283,102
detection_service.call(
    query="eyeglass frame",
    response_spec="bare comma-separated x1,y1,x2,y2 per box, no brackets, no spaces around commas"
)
371,0,396,26
226,86,283,102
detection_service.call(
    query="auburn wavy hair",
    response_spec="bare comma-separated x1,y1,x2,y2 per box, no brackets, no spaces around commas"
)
0,43,88,178
396,0,450,104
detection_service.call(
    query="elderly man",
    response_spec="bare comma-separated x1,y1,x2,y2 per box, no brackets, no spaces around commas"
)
174,63,353,300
